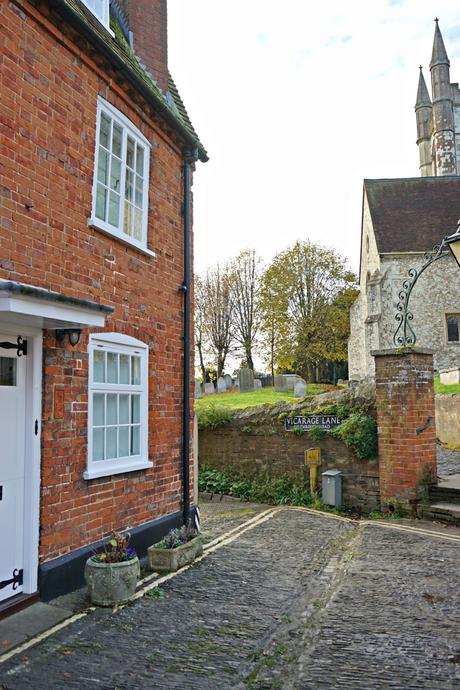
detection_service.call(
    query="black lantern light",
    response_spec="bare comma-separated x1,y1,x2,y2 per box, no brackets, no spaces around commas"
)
56,328,82,347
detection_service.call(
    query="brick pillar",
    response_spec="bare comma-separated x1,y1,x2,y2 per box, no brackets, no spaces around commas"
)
373,348,437,507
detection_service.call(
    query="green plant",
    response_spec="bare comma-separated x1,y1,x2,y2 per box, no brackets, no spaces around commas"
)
199,466,313,506
144,587,164,599
331,413,377,459
241,426,252,434
291,427,306,436
308,426,325,441
197,404,234,429
156,524,198,549
92,531,136,563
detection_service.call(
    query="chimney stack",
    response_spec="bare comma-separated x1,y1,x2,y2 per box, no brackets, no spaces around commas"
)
124,0,168,93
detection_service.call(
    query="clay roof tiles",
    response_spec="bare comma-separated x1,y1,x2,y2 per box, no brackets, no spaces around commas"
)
364,177,460,254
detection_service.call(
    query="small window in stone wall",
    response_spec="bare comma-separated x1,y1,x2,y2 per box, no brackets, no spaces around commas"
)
447,314,460,342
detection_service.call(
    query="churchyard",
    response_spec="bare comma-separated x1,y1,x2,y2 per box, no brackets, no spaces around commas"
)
195,384,333,410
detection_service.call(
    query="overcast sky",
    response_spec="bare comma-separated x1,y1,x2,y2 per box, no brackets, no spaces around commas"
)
167,1,460,276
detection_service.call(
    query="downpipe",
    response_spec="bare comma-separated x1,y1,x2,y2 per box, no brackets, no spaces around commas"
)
181,147,198,525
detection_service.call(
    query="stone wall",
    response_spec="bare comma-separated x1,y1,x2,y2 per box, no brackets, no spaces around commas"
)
435,395,460,447
199,385,380,512
349,188,460,381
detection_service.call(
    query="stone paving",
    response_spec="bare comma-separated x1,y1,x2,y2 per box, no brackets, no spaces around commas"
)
436,444,460,477
1,505,460,689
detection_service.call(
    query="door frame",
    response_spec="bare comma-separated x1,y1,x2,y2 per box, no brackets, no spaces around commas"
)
0,324,42,596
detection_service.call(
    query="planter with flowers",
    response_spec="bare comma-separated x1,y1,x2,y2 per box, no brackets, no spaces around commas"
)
85,531,140,606
148,524,203,573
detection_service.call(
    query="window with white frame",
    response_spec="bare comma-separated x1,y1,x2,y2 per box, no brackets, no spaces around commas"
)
91,98,150,251
80,0,112,33
85,333,152,480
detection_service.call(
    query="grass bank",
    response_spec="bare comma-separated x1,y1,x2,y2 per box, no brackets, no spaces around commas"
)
434,375,460,394
195,384,334,411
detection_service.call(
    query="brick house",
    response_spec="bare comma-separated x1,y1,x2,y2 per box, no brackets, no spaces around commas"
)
0,0,207,613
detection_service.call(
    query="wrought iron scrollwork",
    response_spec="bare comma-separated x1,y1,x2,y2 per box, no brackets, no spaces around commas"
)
393,242,450,347
0,568,23,591
0,336,27,356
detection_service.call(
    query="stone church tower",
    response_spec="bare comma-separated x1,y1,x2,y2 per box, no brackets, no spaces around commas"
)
416,19,460,176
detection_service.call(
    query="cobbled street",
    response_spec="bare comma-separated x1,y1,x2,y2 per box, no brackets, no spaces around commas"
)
1,503,460,690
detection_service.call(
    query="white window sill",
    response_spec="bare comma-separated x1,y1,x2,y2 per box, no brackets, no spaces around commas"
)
83,458,153,480
88,219,156,258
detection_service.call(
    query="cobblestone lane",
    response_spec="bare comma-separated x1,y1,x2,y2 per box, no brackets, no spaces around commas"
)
1,511,459,690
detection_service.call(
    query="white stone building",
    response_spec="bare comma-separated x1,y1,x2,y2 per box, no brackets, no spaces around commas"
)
348,177,460,380
349,21,460,381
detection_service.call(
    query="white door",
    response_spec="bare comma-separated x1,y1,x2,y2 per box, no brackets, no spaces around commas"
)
0,338,26,602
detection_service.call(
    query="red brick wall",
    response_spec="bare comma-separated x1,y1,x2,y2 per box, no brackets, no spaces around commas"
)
199,421,380,512
124,0,168,92
374,350,437,505
0,1,194,561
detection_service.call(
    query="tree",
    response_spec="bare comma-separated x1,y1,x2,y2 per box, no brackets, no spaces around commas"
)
260,240,357,381
229,249,263,372
200,264,235,378
194,275,208,384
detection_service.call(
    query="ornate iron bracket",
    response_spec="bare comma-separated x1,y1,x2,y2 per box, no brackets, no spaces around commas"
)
416,416,432,435
0,568,23,591
0,336,27,357
393,243,450,346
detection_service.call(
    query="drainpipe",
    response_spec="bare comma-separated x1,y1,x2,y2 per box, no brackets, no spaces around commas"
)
181,147,198,525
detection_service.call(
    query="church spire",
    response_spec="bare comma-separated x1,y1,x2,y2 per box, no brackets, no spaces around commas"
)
415,66,433,176
415,66,431,108
430,18,450,68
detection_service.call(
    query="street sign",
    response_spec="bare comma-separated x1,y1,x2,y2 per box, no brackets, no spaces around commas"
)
305,448,321,466
285,415,342,431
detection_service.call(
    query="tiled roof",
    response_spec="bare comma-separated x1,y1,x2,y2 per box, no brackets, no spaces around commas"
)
364,177,460,254
52,0,207,160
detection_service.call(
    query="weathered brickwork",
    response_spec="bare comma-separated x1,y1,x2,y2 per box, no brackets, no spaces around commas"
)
374,350,437,504
0,1,195,562
199,415,380,511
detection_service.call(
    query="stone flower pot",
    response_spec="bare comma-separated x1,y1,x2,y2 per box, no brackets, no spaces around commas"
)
84,556,140,606
148,535,203,573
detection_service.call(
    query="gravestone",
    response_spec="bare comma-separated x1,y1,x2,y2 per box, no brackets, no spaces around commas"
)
195,378,202,399
204,382,215,395
254,379,262,389
294,380,307,398
440,368,460,385
284,374,302,391
224,374,233,389
217,377,226,393
274,375,288,392
238,367,254,393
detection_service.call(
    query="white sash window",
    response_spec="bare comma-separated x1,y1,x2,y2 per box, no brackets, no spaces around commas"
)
91,98,151,253
85,333,152,480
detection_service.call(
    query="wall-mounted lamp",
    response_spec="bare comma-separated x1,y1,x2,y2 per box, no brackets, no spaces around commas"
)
56,328,82,347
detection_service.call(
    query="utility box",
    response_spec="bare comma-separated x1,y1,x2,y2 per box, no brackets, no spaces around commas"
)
322,469,342,507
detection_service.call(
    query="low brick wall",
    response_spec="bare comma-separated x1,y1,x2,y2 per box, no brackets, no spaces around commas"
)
198,394,380,511
436,394,460,447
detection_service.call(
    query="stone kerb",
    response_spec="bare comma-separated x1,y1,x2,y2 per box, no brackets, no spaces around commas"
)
372,348,437,507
